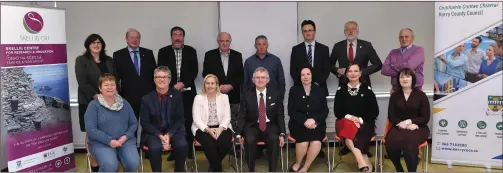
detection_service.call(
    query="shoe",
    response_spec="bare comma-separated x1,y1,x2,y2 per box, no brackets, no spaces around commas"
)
90,166,99,172
367,152,373,158
289,162,299,172
339,146,350,156
317,150,325,158
359,166,369,172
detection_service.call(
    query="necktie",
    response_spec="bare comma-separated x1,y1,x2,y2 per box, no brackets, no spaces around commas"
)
307,45,313,67
349,42,354,63
161,95,167,128
258,93,267,132
132,50,140,75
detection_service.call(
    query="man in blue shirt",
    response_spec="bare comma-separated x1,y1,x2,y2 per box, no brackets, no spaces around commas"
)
243,35,286,99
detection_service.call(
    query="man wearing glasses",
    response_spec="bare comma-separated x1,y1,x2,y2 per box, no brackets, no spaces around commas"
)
330,21,382,87
139,66,188,172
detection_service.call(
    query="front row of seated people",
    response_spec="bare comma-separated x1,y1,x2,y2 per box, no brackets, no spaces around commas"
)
85,65,430,172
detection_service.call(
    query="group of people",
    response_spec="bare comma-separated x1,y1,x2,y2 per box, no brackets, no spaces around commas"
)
76,20,431,172
434,37,503,93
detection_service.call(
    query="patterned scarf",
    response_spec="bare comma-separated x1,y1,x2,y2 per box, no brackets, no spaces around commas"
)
98,93,124,111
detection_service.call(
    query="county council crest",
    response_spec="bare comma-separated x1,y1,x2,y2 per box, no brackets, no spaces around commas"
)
486,95,503,116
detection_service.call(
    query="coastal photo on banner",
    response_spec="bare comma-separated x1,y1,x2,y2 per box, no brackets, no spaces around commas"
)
0,4,75,172
433,1,502,169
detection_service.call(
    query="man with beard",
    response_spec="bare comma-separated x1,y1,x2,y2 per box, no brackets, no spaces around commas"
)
158,26,198,160
463,37,486,83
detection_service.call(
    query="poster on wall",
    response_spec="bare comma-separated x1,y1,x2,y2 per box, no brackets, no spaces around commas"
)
0,4,75,172
432,1,503,169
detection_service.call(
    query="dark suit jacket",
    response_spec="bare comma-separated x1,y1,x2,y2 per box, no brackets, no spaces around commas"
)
287,84,329,127
113,47,157,115
75,55,117,104
236,87,286,135
139,89,185,145
157,45,198,96
202,48,244,104
290,41,331,96
330,39,382,86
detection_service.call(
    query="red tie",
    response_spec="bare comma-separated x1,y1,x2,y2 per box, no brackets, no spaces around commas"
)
349,42,354,63
259,93,267,132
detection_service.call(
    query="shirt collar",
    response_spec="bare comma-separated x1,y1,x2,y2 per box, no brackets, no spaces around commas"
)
219,49,230,56
401,44,413,52
304,40,316,47
173,45,184,50
156,89,170,98
347,82,361,89
128,46,139,53
255,52,270,59
256,88,267,97
347,39,357,46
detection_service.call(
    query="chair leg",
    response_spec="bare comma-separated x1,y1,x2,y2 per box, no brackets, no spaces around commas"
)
327,139,331,172
233,143,239,172
286,141,289,172
424,144,429,172
331,140,336,171
374,141,378,172
280,144,284,172
192,142,198,172
379,141,383,172
240,142,243,172
333,140,344,171
140,149,144,172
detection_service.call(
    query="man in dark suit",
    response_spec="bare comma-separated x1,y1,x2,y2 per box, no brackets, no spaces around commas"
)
140,66,188,172
330,21,382,157
290,20,331,96
330,21,382,86
113,28,157,119
290,20,330,158
202,32,244,132
157,26,198,159
236,67,286,172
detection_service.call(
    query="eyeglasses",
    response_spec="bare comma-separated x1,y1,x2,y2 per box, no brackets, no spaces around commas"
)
155,76,171,79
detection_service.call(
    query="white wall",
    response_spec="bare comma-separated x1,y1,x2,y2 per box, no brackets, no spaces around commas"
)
59,1,220,101
298,2,435,93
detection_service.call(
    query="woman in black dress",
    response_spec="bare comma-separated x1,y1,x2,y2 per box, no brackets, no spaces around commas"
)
75,34,117,172
288,67,329,172
385,68,430,172
334,63,379,172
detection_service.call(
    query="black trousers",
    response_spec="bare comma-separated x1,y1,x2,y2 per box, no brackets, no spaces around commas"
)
144,131,188,172
195,129,233,172
78,104,89,132
385,145,419,172
243,123,280,172
183,91,196,157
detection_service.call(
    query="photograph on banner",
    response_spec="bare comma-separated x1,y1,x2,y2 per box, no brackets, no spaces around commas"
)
434,24,503,101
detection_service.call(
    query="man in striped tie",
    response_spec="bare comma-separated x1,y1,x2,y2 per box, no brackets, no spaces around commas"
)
236,67,286,172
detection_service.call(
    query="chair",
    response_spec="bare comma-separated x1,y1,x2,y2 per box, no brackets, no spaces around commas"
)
286,134,330,172
238,137,285,172
331,131,378,172
379,121,429,172
192,137,239,172
139,145,188,172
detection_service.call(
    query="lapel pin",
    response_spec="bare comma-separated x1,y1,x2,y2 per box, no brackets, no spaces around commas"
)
361,94,364,97
303,96,305,98
268,96,271,99
359,46,362,48
170,95,172,97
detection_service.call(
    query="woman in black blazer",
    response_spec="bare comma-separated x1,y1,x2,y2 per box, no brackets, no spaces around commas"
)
75,33,117,172
288,67,329,172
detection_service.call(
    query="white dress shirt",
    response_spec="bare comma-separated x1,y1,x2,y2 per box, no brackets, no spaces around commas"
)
305,40,315,67
256,88,270,122
220,49,230,76
347,39,357,59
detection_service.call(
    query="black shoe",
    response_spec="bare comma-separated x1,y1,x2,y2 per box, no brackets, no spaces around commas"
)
367,152,373,158
91,166,100,172
339,146,350,156
317,150,325,158
167,154,174,161
359,166,369,172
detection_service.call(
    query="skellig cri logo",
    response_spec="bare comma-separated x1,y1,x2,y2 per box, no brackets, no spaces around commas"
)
23,11,44,34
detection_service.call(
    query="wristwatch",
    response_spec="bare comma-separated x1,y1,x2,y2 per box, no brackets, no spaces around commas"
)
279,133,286,137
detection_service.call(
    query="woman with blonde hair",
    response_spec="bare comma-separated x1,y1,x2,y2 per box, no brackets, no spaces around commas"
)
191,74,234,172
